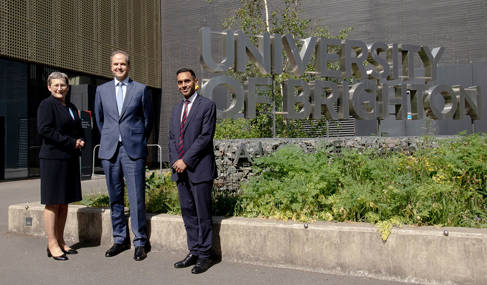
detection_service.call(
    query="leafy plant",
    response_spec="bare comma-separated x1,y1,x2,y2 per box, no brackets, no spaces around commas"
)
81,170,239,216
80,193,111,208
145,171,180,214
82,135,487,238
214,118,262,139
236,135,487,233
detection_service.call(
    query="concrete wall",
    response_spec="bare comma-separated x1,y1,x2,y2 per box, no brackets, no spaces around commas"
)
9,202,487,284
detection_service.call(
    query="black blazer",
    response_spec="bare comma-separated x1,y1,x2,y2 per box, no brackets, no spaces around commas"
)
37,96,84,159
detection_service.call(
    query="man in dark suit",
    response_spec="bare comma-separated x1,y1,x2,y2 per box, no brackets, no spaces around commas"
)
169,68,217,274
94,50,153,261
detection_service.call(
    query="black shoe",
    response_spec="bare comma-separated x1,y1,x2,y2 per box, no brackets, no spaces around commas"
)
133,246,147,261
191,257,213,274
174,254,198,268
105,243,130,257
62,248,78,255
144,242,151,254
47,248,68,261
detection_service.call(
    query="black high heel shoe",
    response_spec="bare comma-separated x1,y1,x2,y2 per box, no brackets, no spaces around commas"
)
62,248,78,255
47,248,68,261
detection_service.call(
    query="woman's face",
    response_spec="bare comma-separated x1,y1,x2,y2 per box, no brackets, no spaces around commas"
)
48,78,69,100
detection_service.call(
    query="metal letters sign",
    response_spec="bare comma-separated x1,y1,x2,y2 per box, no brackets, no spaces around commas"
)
200,27,481,121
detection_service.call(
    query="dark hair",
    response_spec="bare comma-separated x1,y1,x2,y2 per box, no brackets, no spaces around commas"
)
176,68,196,78
111,50,130,65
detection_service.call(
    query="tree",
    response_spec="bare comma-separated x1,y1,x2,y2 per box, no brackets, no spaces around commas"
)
212,0,352,139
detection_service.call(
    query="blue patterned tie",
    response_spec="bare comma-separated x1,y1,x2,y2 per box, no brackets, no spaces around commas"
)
116,82,124,115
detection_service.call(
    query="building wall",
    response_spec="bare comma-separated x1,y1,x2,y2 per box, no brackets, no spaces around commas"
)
159,0,240,159
0,1,162,179
307,0,487,135
0,59,28,170
159,1,487,160
0,0,161,88
303,0,487,64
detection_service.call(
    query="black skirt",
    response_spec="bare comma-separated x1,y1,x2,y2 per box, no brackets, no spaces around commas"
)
40,158,82,205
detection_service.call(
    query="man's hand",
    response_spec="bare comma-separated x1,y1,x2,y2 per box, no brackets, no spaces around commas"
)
172,159,187,173
75,139,85,149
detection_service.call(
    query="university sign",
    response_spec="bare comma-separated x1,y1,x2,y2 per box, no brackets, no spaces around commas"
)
199,27,481,121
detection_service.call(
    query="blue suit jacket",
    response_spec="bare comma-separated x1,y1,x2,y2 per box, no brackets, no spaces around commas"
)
94,78,153,160
169,93,217,183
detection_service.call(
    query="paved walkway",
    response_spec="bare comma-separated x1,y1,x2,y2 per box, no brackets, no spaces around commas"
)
0,178,410,285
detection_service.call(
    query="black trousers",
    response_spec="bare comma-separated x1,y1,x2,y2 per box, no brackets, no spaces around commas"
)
177,176,213,258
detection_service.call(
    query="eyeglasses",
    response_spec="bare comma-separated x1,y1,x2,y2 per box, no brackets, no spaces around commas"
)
50,84,68,90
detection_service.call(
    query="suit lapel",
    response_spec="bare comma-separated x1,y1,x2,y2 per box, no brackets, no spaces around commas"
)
105,80,119,119
120,79,134,119
174,100,184,131
182,95,201,134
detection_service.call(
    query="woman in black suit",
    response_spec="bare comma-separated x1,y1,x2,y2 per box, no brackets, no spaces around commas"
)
37,72,85,261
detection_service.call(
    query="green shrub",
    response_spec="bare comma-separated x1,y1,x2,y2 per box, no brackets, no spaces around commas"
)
80,171,180,214
236,135,487,229
81,171,239,216
235,145,341,221
145,171,180,214
212,191,239,216
80,193,111,208
215,118,262,139
81,135,487,233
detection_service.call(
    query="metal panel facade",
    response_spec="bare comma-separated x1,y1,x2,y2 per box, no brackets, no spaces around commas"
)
303,0,487,65
0,0,161,88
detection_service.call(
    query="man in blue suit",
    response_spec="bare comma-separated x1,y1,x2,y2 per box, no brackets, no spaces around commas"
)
169,68,217,274
94,50,153,261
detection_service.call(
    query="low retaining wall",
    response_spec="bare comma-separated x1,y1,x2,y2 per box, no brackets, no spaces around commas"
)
9,202,487,285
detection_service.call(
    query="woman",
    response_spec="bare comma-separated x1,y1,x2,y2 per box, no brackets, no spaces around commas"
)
37,72,85,261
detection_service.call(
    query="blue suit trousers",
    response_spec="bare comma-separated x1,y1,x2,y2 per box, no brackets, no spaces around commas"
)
102,144,148,246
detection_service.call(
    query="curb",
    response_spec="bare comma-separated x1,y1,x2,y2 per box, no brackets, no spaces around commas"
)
8,202,487,285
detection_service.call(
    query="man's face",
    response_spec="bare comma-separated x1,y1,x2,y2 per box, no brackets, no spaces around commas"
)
177,71,198,99
111,53,130,81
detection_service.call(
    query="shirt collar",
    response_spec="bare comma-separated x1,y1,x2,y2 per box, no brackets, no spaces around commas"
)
114,77,130,86
185,91,198,104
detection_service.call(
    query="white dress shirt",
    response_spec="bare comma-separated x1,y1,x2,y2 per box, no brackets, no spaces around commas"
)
181,92,198,122
114,77,130,102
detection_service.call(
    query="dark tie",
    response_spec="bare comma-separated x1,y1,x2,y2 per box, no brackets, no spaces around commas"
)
178,100,191,159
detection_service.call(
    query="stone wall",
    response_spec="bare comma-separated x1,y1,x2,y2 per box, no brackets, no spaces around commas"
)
213,136,446,192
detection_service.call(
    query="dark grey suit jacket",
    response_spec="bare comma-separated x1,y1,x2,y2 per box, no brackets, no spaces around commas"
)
168,93,217,183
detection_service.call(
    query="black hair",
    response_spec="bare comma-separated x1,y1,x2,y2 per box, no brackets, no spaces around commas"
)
176,68,196,78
